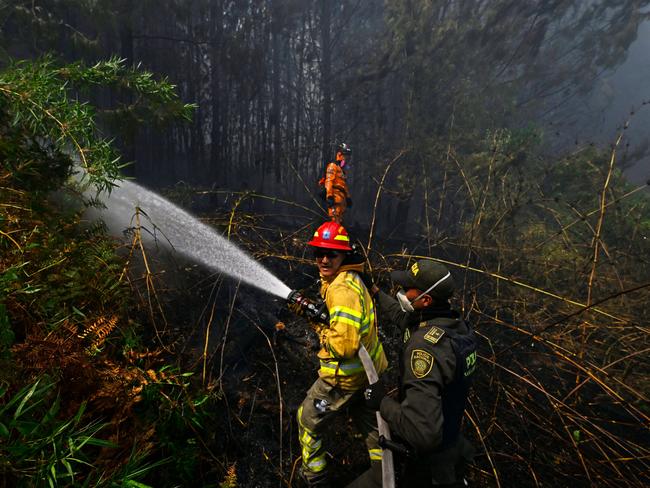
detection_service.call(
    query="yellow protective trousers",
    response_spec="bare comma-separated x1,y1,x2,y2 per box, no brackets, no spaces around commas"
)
297,377,382,481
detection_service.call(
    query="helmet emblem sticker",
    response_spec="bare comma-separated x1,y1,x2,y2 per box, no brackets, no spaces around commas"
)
323,229,331,240
411,262,419,276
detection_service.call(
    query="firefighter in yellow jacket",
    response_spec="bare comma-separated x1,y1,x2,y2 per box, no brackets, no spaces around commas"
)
297,221,387,487
319,143,352,223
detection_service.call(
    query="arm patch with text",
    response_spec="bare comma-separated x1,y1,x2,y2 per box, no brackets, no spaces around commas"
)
410,349,434,378
423,325,445,345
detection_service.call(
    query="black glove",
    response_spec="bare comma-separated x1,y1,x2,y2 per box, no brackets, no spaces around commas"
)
358,272,378,296
363,381,386,411
326,196,335,206
358,272,373,288
346,197,353,208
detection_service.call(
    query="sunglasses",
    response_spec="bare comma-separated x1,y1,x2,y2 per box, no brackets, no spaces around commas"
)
314,249,343,259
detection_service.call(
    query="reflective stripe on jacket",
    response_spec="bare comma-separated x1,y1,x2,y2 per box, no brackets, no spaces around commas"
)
317,263,387,390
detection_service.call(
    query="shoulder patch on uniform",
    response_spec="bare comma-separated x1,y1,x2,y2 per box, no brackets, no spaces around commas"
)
410,349,434,378
423,326,445,345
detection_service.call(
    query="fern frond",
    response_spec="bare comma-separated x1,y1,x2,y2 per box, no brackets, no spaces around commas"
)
219,463,237,488
79,315,118,350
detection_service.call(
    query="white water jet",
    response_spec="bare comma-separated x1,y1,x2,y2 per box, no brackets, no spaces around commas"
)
84,177,292,300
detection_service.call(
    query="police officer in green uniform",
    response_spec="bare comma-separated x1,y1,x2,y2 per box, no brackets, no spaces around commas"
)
360,259,477,487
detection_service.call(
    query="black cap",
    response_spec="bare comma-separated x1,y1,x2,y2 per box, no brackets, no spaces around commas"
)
390,260,455,301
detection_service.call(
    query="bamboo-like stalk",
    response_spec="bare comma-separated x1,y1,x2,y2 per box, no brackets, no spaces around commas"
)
250,318,284,481
466,404,501,488
0,229,22,250
475,310,649,423
202,298,218,386
461,136,499,311
481,355,649,460
578,132,625,388
422,164,432,255
133,208,171,352
194,188,323,217
586,131,624,308
388,253,627,323
218,281,240,393
227,192,251,240
531,183,649,253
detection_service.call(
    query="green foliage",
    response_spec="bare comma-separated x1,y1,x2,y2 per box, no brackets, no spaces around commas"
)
0,199,131,334
0,56,194,194
132,367,219,485
0,374,184,487
431,125,650,310
0,304,14,360
0,51,219,487
0,377,114,487
105,445,172,488
0,54,195,334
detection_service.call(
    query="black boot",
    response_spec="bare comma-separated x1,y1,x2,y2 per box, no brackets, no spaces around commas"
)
345,461,382,488
299,467,331,488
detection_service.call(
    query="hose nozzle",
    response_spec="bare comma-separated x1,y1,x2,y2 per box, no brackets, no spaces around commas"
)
287,290,329,324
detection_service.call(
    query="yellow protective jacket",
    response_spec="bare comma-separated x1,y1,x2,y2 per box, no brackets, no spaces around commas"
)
316,263,388,391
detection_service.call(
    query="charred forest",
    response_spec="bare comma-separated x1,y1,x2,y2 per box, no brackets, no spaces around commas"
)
1,1,649,487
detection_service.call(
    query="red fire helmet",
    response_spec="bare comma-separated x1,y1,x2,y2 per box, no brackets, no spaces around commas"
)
308,221,352,251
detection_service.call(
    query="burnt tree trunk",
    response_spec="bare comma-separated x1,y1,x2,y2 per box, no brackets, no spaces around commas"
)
210,0,225,184
320,0,332,163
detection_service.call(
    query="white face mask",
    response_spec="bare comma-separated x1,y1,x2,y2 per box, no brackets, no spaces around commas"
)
396,271,452,313
396,290,414,312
